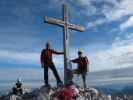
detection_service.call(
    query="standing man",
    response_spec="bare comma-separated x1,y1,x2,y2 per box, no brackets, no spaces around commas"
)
40,42,64,87
71,50,89,89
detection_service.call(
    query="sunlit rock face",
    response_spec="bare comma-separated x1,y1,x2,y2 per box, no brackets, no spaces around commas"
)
20,86,51,100
36,86,51,100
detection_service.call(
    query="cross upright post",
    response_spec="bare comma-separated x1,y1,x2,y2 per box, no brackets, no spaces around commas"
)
63,4,69,85
44,4,85,85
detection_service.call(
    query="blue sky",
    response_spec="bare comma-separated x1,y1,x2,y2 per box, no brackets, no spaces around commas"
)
0,0,133,81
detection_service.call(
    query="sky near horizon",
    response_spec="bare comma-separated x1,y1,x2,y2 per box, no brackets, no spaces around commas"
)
0,0,133,81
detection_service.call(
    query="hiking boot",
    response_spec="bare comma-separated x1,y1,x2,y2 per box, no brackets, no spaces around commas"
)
44,84,51,88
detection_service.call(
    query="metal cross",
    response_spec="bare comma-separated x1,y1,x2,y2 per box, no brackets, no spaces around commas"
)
44,4,85,85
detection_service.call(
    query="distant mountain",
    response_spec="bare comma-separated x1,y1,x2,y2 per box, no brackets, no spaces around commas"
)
90,67,133,79
113,84,133,95
95,83,133,95
87,67,133,95
87,67,133,86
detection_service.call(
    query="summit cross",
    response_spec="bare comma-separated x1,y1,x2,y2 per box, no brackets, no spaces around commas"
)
44,4,85,84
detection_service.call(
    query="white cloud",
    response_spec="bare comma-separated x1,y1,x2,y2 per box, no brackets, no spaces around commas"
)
0,68,42,81
0,50,39,64
76,0,91,6
89,33,133,71
0,49,64,69
47,0,133,30
78,0,133,31
103,0,133,21
72,0,97,15
83,0,133,29
120,16,133,30
86,18,107,29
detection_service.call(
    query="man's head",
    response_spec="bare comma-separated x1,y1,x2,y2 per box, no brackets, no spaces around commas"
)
78,50,83,57
17,78,21,83
46,41,51,49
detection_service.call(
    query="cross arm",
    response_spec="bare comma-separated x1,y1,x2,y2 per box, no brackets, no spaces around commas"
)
68,23,85,32
44,16,65,27
44,16,85,32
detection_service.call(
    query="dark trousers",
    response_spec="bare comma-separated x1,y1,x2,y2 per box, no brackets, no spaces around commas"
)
44,64,62,85
73,69,87,89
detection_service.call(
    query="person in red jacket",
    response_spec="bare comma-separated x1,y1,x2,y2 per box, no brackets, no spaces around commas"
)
52,82,79,100
71,50,89,89
40,42,64,86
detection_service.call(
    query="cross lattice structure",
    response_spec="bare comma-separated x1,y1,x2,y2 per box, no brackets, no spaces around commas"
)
44,4,85,85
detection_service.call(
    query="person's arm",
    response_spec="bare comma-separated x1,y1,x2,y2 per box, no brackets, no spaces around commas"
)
51,49,64,55
40,50,44,68
70,58,78,63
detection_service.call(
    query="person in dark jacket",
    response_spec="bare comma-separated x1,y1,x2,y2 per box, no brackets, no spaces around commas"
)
40,42,64,86
71,50,89,89
12,78,23,95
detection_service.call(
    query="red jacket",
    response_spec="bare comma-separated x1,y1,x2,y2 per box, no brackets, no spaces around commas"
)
71,56,89,73
40,48,63,66
56,85,78,100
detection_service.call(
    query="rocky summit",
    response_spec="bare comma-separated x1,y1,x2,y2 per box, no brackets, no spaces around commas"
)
0,85,133,100
0,85,109,100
